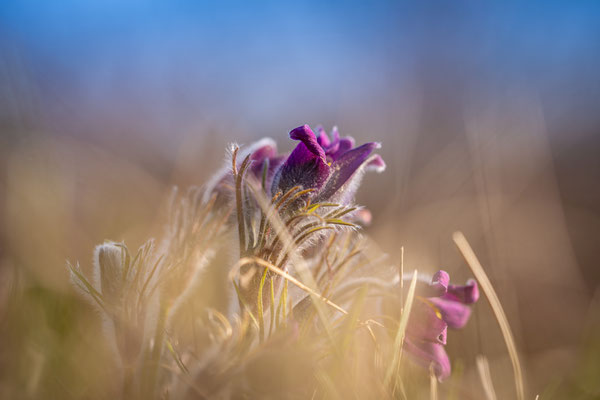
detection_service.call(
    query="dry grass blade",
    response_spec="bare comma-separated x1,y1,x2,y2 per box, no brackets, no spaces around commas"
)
384,269,418,388
429,363,438,400
339,285,369,351
476,355,497,400
166,339,189,375
453,231,525,400
399,246,404,312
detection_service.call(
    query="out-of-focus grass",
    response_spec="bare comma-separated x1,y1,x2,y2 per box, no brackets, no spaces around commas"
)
0,275,119,398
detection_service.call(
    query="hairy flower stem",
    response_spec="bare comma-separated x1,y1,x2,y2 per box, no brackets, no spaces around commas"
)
233,149,252,257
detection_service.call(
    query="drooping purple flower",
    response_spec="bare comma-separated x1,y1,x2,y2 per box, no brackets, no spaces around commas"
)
404,270,479,381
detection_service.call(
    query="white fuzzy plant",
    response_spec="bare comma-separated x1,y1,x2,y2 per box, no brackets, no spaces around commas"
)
68,184,228,399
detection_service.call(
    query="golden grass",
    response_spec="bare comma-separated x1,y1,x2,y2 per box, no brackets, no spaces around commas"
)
453,231,525,400
429,363,439,400
476,355,497,400
384,269,418,390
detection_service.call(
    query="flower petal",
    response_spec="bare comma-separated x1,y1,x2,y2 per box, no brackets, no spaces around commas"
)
289,125,327,163
250,141,278,163
446,279,479,304
429,296,473,329
316,125,331,148
250,155,287,192
271,125,330,194
404,339,451,381
315,142,379,202
430,270,450,295
365,154,386,173
328,136,355,160
412,270,448,298
408,300,448,345
330,126,340,142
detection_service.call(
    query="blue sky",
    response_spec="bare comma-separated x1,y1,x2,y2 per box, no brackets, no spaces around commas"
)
1,1,599,143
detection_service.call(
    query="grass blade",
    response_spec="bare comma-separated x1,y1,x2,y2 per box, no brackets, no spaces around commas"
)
476,355,497,400
453,231,525,400
384,269,418,388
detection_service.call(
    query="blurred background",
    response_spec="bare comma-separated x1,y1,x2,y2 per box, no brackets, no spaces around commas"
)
1,1,600,398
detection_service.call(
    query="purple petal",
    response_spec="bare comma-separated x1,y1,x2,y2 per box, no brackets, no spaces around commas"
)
316,126,331,148
408,300,448,344
289,125,327,162
204,138,277,203
318,125,342,156
413,270,449,298
250,155,287,191
404,339,451,381
315,142,379,201
446,279,479,304
328,136,355,161
248,142,280,182
430,270,450,295
429,296,473,329
250,142,277,163
330,126,340,142
271,125,330,194
365,154,386,172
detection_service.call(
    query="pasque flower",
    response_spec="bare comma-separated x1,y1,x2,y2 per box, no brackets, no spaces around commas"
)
213,125,385,316
207,124,385,208
404,270,479,380
270,125,385,204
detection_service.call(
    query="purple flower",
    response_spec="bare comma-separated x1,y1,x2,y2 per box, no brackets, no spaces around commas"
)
405,271,479,380
211,125,385,312
271,125,385,204
206,125,385,208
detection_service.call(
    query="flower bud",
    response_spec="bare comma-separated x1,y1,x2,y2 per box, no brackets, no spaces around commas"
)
94,242,125,303
91,242,147,366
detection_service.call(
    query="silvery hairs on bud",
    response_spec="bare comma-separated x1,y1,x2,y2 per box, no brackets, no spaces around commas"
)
94,242,125,305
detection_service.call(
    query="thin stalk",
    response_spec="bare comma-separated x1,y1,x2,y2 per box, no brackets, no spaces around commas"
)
257,267,269,342
234,153,251,256
269,277,275,336
385,270,418,390
257,192,282,252
476,355,497,400
275,279,286,329
400,246,404,313
429,363,438,400
453,231,525,400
